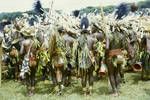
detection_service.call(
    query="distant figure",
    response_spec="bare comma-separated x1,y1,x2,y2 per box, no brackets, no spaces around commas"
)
0,20,11,31
115,3,138,20
73,10,80,17
115,3,129,20
130,3,138,13
29,17,35,26
33,0,44,15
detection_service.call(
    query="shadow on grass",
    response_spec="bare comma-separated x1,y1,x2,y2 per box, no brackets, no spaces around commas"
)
19,80,53,96
131,71,150,82
60,79,83,95
144,89,150,96
35,83,53,95
20,89,27,96
67,85,83,95
64,79,109,96
130,74,141,84
94,86,108,95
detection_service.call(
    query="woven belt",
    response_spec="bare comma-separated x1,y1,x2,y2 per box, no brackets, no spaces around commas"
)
108,49,122,57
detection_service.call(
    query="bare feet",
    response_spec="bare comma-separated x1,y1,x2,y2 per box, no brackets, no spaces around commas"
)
112,92,119,97
27,91,34,96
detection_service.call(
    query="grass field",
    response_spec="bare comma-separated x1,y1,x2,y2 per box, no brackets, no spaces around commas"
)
0,72,150,100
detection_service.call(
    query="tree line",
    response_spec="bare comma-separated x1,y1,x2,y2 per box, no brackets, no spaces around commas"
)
0,0,150,21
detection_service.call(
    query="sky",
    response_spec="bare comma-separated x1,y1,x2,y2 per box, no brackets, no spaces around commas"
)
0,0,146,13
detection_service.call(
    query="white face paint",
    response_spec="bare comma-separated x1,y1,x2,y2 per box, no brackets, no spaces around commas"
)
82,25,86,29
139,28,144,39
5,33,9,38
0,32,4,38
83,13,87,17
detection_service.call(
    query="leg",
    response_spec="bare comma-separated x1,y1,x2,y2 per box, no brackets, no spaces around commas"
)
50,66,57,85
30,67,36,96
119,65,125,83
81,69,87,94
60,66,65,91
55,67,64,95
42,66,47,81
88,66,94,95
15,64,20,81
108,64,118,96
114,66,121,90
56,67,63,84
25,73,31,96
51,67,59,94
12,65,16,79
64,63,72,86
141,68,144,80
60,66,65,88
81,69,87,87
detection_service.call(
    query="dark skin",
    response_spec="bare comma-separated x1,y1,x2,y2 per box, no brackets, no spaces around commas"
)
20,37,38,96
105,33,126,96
140,36,150,80
48,32,66,95
77,33,96,95
63,34,74,86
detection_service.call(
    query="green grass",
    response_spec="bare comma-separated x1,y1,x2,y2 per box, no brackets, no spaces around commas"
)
0,72,150,100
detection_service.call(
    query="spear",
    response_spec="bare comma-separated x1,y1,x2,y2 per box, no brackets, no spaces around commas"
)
100,5,104,21
49,0,54,16
0,41,2,87
47,0,54,23
100,4,108,37
100,3,111,91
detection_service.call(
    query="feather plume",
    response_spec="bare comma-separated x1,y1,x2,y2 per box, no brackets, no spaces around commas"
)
33,0,44,15
115,3,129,20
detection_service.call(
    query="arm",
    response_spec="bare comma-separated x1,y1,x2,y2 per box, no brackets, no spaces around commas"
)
105,37,110,55
105,37,110,64
20,41,24,55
